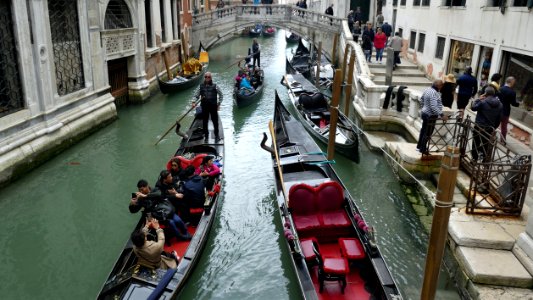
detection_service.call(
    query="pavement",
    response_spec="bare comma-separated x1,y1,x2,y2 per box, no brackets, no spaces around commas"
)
365,59,533,298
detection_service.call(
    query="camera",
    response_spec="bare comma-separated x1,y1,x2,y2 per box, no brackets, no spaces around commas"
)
132,193,137,198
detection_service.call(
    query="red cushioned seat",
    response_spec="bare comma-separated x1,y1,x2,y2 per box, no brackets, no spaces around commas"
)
190,208,204,215
320,210,351,228
292,215,321,231
300,238,319,263
322,257,349,274
316,181,344,211
289,184,320,232
339,238,366,260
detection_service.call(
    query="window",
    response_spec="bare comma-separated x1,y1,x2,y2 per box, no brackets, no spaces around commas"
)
393,0,398,5
104,0,133,29
398,27,403,38
417,33,426,53
444,0,466,5
489,0,504,6
435,36,445,59
160,0,166,42
409,31,416,49
422,0,431,5
0,0,24,117
48,0,85,96
145,0,153,47
400,0,407,5
414,0,421,5
513,0,529,6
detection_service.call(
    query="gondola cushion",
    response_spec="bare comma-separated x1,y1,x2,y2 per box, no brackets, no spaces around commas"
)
292,215,321,231
289,183,317,215
339,238,366,260
167,154,208,171
300,237,319,262
190,208,204,215
320,211,351,228
298,93,328,110
322,257,349,274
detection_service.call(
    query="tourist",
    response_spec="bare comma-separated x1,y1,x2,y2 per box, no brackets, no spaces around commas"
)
195,155,220,189
390,32,402,70
456,66,478,116
499,77,519,142
479,73,502,95
216,0,225,18
471,86,502,162
347,10,354,32
182,166,207,208
193,71,223,142
362,34,372,62
416,80,447,154
253,0,260,14
240,74,255,94
132,178,191,241
155,170,191,223
252,38,261,68
381,21,392,41
169,157,186,182
376,11,384,29
373,27,387,63
131,218,179,270
441,74,456,109
362,22,375,62
353,7,362,24
325,4,333,25
353,21,361,42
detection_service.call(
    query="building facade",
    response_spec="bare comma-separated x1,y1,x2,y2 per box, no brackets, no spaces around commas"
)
382,1,533,126
0,0,193,186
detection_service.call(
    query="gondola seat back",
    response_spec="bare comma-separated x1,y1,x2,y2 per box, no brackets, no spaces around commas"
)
316,182,351,229
166,154,208,171
289,183,321,232
298,93,328,111
289,182,353,240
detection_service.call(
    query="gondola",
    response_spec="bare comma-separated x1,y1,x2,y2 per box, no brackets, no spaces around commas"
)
249,24,262,37
157,44,209,94
262,25,276,37
286,39,312,78
285,31,300,44
233,69,265,108
262,91,402,299
97,113,224,300
284,73,360,162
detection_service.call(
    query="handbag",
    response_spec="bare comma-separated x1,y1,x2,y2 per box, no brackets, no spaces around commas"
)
150,199,175,221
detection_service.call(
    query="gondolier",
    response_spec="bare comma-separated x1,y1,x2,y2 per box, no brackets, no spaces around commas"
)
194,72,223,142
252,38,261,68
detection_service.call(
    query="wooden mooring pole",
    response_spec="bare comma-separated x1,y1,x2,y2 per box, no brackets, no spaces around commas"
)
344,51,356,117
315,41,322,88
421,146,460,300
327,69,343,161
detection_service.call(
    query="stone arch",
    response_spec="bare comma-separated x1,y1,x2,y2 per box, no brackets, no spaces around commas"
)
103,0,135,29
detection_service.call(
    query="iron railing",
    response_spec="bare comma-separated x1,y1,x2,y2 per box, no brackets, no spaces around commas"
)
423,116,531,216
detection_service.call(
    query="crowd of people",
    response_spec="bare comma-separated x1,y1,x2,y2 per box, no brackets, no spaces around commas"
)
129,154,221,271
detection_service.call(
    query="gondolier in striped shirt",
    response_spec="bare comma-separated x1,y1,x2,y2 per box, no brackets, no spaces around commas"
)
194,72,223,142
416,79,448,154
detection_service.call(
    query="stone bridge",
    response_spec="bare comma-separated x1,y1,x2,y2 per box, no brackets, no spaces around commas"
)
191,4,344,59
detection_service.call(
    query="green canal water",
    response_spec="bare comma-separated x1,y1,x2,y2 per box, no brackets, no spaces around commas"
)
0,32,459,299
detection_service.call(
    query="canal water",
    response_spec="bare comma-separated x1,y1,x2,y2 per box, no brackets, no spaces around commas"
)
0,32,460,299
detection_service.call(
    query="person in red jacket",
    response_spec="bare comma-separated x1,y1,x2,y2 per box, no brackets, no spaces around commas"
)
373,27,387,63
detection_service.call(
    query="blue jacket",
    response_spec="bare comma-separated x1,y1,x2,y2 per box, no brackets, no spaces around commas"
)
456,74,478,97
183,175,205,208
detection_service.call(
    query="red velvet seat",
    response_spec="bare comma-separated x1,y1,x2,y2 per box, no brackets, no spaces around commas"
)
289,184,320,232
166,154,208,171
300,237,319,263
190,207,204,215
323,257,350,274
316,181,351,229
339,238,366,260
320,211,351,227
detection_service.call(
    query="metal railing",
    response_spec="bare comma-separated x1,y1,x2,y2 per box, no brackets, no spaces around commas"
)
423,116,532,216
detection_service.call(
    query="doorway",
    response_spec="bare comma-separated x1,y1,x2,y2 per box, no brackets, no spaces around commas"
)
107,57,129,105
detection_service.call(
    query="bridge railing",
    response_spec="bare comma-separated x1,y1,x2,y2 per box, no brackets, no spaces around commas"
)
193,4,343,32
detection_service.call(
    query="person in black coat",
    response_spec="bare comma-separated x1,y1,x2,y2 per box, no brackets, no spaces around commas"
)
362,22,375,62
471,86,502,162
456,67,478,112
499,76,519,142
441,74,456,108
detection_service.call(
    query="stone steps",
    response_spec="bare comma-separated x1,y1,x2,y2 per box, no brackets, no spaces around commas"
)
369,67,427,77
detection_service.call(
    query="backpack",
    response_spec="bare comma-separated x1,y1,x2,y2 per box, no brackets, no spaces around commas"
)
150,199,175,221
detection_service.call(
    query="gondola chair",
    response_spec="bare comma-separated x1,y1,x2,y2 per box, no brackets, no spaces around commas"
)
312,241,349,294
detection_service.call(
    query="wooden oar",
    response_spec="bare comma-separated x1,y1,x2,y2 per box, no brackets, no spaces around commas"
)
268,120,303,256
225,50,259,70
154,99,200,146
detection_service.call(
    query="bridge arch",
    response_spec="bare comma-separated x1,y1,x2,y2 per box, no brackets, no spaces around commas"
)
191,4,344,59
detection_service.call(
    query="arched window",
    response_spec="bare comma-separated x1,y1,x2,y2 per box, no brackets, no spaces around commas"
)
105,0,133,29
0,0,24,116
49,0,85,95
